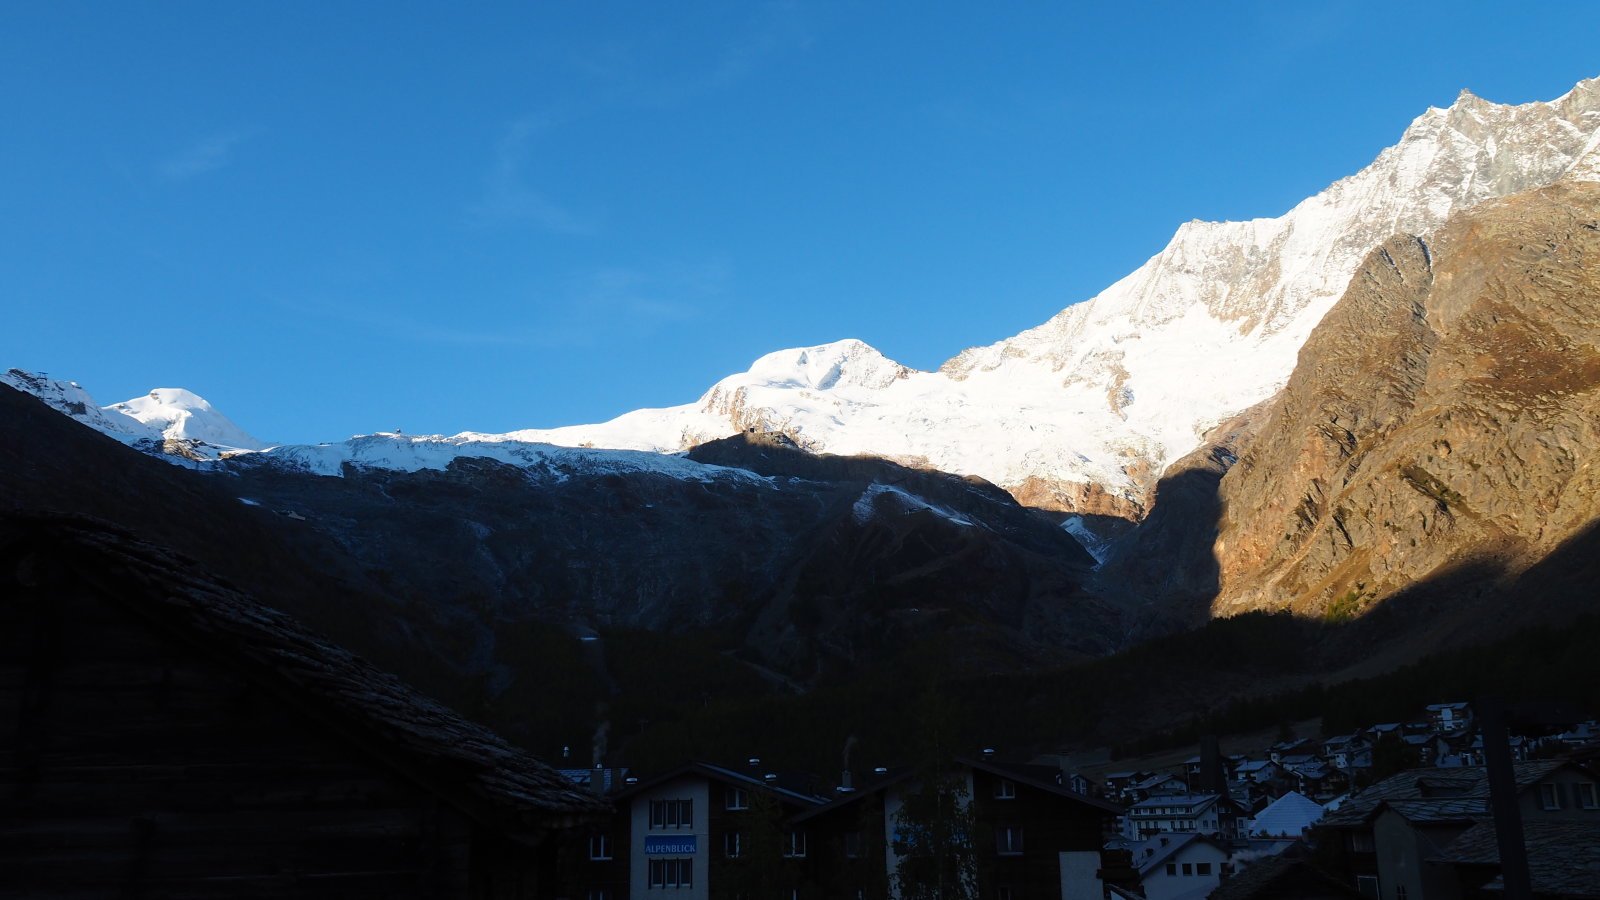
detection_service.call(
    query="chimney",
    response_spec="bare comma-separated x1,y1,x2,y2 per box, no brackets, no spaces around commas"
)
1199,734,1225,794
841,770,855,792
592,766,606,797
981,748,996,760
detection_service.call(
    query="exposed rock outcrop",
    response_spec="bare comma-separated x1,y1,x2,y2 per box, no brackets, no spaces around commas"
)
1206,180,1600,637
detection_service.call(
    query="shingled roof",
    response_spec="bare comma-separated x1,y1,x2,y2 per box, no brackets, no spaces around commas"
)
1432,821,1600,898
1321,762,1569,828
2,512,610,841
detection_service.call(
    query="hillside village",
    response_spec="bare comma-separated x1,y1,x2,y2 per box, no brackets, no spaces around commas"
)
552,703,1600,899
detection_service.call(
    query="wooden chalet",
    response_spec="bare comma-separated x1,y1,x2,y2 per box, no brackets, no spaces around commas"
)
792,755,1125,899
1,512,609,899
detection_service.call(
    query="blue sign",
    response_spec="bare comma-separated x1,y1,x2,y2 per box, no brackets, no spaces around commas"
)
644,835,698,855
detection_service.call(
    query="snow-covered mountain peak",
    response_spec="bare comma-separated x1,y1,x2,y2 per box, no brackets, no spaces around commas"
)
741,339,915,392
517,77,1600,515
2,369,265,458
108,388,267,452
11,77,1600,519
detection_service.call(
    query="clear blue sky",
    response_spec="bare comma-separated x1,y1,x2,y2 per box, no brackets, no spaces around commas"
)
4,1,1598,445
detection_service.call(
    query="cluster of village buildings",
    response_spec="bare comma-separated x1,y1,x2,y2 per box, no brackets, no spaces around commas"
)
552,703,1600,900
7,516,1598,899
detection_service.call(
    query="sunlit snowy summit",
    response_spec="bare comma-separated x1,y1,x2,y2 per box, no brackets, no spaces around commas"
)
9,77,1600,516
498,77,1600,515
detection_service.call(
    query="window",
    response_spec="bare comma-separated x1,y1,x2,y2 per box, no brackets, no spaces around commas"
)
1166,863,1177,876
726,786,749,810
843,831,861,859
994,778,1017,799
648,858,693,888
650,798,694,829
1182,863,1193,875
587,891,612,900
1356,874,1380,898
724,830,742,858
1397,887,1409,900
996,825,1024,856
1540,783,1563,810
1196,863,1212,876
784,830,808,858
1579,782,1598,809
1350,833,1375,853
588,833,612,860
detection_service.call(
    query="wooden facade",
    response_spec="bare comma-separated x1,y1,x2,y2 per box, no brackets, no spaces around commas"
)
2,513,608,899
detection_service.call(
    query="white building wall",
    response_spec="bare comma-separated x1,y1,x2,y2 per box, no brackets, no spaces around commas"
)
630,776,711,900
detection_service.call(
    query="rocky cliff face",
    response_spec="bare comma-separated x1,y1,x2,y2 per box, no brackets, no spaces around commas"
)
490,78,1600,519
1203,180,1600,636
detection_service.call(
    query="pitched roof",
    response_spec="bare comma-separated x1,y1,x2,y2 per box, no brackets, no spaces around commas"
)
1248,791,1326,837
1208,854,1365,900
1319,762,1571,828
1134,832,1228,875
3,512,610,838
1432,821,1600,898
613,760,827,807
959,756,1124,814
1130,793,1222,812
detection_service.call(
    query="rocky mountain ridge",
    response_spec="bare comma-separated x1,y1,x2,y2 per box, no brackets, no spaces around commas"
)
1095,177,1600,654
10,79,1599,529
1212,179,1600,625
509,77,1600,518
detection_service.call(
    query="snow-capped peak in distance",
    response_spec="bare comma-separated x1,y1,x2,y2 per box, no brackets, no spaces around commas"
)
498,75,1600,515
108,388,269,452
9,76,1600,516
2,369,265,458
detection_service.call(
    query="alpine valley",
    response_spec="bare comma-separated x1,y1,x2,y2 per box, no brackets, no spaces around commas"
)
6,76,1600,766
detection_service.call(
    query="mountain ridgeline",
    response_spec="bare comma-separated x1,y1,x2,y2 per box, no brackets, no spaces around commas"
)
6,77,1600,766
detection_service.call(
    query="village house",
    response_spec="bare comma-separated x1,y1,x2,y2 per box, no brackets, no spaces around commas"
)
557,759,827,899
1123,793,1241,840
1316,760,1600,900
1,513,609,898
1425,703,1473,735
1132,832,1232,900
791,755,1124,899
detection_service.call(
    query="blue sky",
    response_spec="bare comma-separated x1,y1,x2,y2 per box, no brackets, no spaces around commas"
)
4,2,1598,444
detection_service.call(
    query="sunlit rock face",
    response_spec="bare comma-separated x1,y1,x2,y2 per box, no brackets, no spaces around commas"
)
508,78,1600,518
1205,180,1600,630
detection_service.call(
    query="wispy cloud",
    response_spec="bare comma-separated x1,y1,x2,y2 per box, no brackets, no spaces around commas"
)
706,1,814,90
159,129,254,181
564,2,816,108
467,115,599,234
269,259,728,350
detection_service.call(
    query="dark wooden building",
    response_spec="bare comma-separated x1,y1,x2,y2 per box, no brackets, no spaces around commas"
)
1,513,609,899
793,755,1124,899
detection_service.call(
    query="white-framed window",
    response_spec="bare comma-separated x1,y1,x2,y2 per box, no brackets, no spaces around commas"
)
726,786,749,810
994,777,1017,799
1579,782,1599,809
783,830,807,858
996,825,1024,856
588,833,612,860
1196,862,1212,876
1356,874,1380,898
1182,863,1193,875
650,798,694,829
1165,863,1177,876
724,830,742,858
648,858,693,888
1540,783,1563,810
